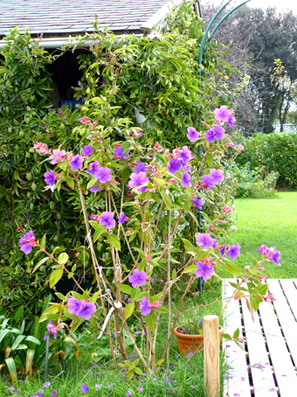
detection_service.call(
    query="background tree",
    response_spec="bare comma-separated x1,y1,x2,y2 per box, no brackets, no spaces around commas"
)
201,3,297,134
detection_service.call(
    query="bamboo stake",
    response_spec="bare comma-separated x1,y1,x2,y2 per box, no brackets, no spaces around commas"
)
204,315,220,397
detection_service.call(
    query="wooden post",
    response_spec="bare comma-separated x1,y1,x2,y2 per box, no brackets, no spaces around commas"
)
204,315,220,397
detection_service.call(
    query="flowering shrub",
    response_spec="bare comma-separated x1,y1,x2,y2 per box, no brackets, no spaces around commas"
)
19,105,281,374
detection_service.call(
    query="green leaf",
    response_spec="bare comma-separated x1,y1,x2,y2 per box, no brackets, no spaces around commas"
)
256,283,268,296
40,234,46,249
32,256,49,273
224,262,242,277
183,264,198,274
233,328,240,339
145,312,156,332
131,287,141,302
5,358,18,387
155,306,169,314
106,234,121,251
172,269,177,279
11,335,26,350
24,336,41,345
58,253,69,266
124,303,135,319
222,333,232,341
182,238,199,256
56,292,66,301
160,190,171,210
157,358,165,366
250,295,263,312
134,367,143,375
93,227,105,242
117,284,132,295
49,268,63,288
65,177,75,190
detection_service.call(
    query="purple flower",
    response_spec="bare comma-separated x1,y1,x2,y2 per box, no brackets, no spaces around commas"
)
209,168,224,184
205,125,225,142
81,383,89,393
44,170,56,186
36,393,43,397
99,212,116,229
90,183,101,193
43,382,51,388
258,245,268,255
128,172,148,190
139,297,151,316
126,389,133,396
194,261,215,281
227,244,241,260
193,196,202,210
196,233,214,250
50,149,66,165
187,127,200,142
212,237,219,249
220,244,229,256
69,154,84,171
82,145,93,156
136,387,144,391
228,115,234,128
115,147,129,160
118,212,127,224
77,301,96,320
201,174,215,190
168,159,182,173
94,167,112,184
128,269,148,288
271,250,281,266
51,392,57,397
19,230,36,254
181,172,191,187
89,161,100,175
179,146,192,166
214,105,232,123
68,298,82,316
134,162,147,174
135,330,142,335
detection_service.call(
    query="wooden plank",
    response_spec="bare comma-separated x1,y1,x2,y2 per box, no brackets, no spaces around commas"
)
279,279,297,321
223,280,251,397
241,292,278,396
268,280,297,367
259,285,297,397
204,316,220,397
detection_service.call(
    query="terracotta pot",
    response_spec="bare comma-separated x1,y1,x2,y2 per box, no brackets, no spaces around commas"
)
173,325,224,354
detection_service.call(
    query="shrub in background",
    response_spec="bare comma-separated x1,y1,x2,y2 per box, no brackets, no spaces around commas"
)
229,162,279,198
233,131,297,188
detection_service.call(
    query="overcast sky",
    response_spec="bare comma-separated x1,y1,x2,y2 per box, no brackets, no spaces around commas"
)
202,0,297,15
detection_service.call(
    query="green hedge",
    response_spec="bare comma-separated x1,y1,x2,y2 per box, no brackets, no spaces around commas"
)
235,132,297,188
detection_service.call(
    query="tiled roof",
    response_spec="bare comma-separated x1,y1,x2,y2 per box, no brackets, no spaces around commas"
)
0,0,173,38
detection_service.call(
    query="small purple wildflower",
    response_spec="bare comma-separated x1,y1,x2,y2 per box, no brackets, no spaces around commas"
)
214,105,232,123
194,261,215,281
94,167,112,184
201,174,215,190
126,389,133,396
168,159,181,174
227,244,241,260
19,230,36,254
209,168,224,184
196,233,214,250
228,115,235,128
89,161,100,175
271,250,281,266
99,211,116,229
128,269,148,288
205,125,225,142
118,212,127,224
90,183,101,193
42,382,51,388
82,145,93,156
50,149,66,165
193,196,202,210
115,147,129,160
181,172,191,187
128,172,148,190
179,146,192,166
77,300,96,320
187,127,200,142
68,298,82,316
44,170,56,186
134,162,147,174
81,383,89,393
69,154,84,171
51,391,57,396
139,296,151,316
136,387,144,391
220,244,229,256
135,330,142,335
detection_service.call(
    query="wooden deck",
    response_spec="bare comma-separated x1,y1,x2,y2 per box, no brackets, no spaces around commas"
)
223,279,297,397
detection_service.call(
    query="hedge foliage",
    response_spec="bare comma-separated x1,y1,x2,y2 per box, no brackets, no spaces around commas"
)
234,132,297,188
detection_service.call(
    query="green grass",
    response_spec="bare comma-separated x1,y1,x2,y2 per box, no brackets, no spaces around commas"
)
225,191,297,278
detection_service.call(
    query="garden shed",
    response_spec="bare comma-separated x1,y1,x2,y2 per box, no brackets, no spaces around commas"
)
0,0,201,107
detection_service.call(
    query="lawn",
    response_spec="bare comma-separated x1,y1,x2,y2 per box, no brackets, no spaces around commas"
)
225,191,297,278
